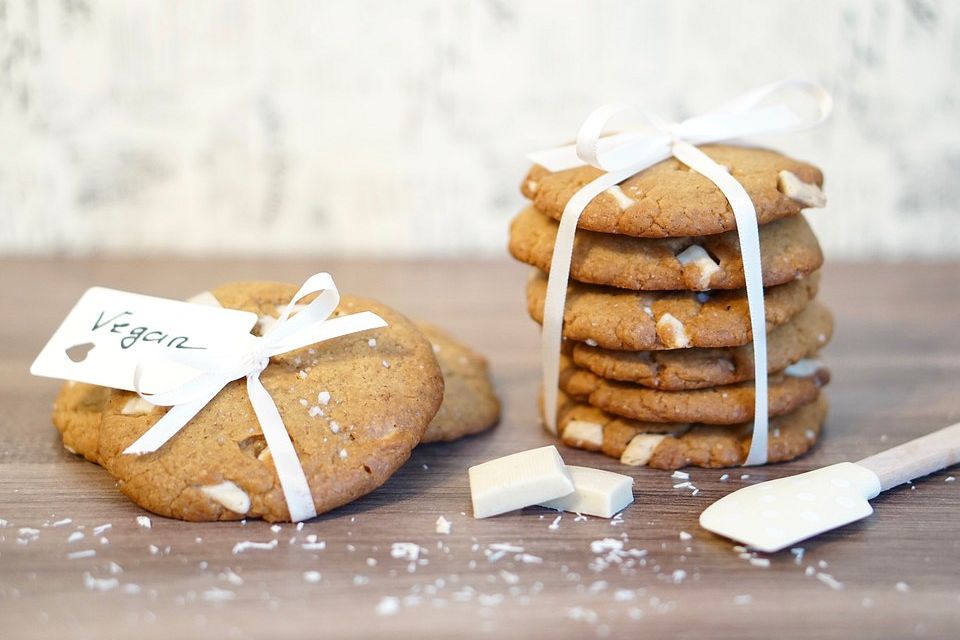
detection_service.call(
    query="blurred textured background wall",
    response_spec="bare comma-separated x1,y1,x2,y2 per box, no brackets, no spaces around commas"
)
1,0,958,258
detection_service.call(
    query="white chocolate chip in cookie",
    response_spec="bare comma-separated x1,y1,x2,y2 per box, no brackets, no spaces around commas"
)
656,313,691,348
675,244,720,290
783,358,823,377
257,447,273,464
561,420,603,450
620,434,667,466
200,480,251,515
606,185,636,210
777,171,826,208
525,180,539,194
121,397,155,416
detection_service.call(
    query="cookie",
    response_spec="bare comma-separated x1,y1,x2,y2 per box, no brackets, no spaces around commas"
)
96,281,444,522
570,302,833,390
559,354,829,424
526,269,820,351
52,381,110,463
508,207,823,291
416,322,500,443
553,389,826,469
522,144,825,238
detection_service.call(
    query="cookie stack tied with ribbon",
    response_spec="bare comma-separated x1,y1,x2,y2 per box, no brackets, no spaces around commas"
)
510,81,834,470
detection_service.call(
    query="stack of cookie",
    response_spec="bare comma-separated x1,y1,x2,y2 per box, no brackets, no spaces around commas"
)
509,145,832,470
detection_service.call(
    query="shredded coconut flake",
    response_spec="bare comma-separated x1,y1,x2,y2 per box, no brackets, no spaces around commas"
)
435,516,452,535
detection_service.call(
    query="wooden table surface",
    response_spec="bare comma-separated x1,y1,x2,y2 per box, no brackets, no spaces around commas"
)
2,258,959,640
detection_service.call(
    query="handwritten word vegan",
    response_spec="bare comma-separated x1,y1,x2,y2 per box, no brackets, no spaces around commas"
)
93,312,206,350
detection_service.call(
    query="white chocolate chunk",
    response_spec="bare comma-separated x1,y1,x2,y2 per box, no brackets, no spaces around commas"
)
561,420,603,449
257,447,273,464
620,434,667,466
525,180,539,194
656,313,691,348
675,244,720,290
606,185,636,210
777,170,826,208
121,397,155,416
200,481,251,514
185,291,222,307
538,466,634,518
783,358,823,377
468,446,574,519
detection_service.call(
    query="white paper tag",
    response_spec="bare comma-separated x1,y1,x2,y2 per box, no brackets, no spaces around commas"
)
31,287,258,394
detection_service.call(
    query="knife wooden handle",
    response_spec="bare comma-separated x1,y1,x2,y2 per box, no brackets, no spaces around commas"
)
857,421,960,492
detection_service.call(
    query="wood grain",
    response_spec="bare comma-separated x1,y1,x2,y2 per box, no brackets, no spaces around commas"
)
1,259,959,640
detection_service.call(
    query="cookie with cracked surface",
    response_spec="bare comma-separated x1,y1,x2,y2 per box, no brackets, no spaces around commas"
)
551,389,826,469
97,281,444,522
416,322,500,443
508,207,822,291
521,144,825,238
559,354,829,424
52,381,110,463
570,302,833,390
526,269,819,351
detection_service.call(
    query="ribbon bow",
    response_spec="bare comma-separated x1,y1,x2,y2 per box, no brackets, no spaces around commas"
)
529,80,831,466
123,273,387,522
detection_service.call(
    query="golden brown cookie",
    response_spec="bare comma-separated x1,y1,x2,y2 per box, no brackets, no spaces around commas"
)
509,207,823,291
570,302,833,390
559,354,829,424
522,144,825,238
416,322,500,443
96,281,444,522
526,269,820,351
52,381,110,463
552,390,827,469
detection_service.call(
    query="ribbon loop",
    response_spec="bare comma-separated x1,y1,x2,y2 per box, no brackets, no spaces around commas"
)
123,273,388,521
530,80,830,468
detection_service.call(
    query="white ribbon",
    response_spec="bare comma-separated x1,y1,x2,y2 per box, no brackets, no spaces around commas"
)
123,273,388,521
530,80,831,466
